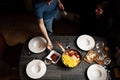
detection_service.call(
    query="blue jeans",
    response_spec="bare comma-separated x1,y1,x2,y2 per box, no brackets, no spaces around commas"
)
44,18,54,33
44,11,60,33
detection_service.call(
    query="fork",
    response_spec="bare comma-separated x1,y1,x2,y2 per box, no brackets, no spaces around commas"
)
104,66,111,80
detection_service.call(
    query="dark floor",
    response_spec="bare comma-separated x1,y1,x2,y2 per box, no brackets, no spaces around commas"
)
0,12,120,80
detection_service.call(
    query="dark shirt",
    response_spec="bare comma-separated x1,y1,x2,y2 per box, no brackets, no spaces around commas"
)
33,0,59,20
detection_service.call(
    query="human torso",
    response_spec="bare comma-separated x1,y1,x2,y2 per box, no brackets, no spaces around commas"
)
34,0,59,19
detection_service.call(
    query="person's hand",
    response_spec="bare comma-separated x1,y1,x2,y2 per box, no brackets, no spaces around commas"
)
47,41,53,51
58,2,64,11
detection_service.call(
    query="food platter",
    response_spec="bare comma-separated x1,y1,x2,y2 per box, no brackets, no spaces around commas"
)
77,34,95,51
56,42,81,68
61,49,81,68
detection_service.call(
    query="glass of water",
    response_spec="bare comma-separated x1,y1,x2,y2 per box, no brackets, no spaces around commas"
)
103,57,111,65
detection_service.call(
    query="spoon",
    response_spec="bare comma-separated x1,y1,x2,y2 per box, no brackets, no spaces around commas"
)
65,38,71,49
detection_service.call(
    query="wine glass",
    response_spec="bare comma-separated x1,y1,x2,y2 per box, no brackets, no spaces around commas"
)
96,41,105,49
95,41,105,54
103,57,111,65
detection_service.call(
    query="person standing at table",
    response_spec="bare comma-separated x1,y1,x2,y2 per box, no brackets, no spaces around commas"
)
32,0,64,50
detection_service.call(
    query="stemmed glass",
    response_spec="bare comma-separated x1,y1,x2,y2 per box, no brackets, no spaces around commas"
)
95,41,105,54
95,41,111,80
96,41,104,49
95,41,111,65
103,57,111,66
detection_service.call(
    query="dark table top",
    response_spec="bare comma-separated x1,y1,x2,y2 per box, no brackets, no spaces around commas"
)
19,35,106,80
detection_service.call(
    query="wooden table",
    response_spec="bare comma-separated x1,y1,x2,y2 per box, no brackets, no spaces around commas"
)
19,35,105,80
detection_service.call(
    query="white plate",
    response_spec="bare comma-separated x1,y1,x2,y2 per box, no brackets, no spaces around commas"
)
28,36,47,53
77,34,95,51
87,64,107,80
26,60,47,79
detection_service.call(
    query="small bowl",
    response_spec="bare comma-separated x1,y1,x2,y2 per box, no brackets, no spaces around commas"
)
44,50,61,65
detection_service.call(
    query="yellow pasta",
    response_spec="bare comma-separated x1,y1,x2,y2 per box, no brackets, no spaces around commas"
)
62,53,80,68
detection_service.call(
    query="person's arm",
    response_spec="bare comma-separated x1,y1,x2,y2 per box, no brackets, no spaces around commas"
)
58,0,64,11
38,19,53,50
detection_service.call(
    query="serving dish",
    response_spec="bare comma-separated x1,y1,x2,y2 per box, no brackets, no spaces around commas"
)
84,50,97,64
56,42,81,68
44,50,61,65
